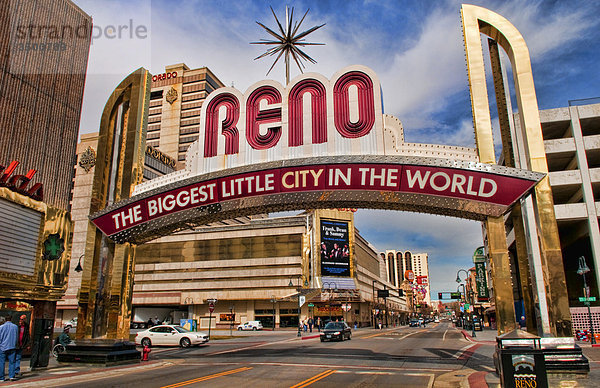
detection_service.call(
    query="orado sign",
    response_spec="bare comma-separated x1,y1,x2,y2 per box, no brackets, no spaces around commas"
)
91,65,543,244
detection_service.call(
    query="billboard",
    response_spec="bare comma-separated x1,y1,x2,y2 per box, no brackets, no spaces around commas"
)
320,220,350,277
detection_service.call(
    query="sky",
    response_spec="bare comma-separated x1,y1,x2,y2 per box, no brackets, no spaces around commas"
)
72,0,600,301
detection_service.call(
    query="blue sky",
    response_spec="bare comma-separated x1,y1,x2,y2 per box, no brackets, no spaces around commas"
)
73,0,600,300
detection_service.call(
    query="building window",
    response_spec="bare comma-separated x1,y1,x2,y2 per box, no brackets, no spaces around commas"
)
150,90,163,100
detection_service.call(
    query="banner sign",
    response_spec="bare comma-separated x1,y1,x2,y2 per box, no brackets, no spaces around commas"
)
92,161,538,239
416,276,428,285
475,262,489,299
320,219,350,277
220,313,235,322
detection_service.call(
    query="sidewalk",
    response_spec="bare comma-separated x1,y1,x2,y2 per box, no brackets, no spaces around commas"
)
460,327,600,388
460,327,497,344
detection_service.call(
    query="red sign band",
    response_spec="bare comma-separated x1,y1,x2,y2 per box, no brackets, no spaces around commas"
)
92,162,538,237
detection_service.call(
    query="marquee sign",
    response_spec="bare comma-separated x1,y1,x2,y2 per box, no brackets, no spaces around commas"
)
90,65,544,244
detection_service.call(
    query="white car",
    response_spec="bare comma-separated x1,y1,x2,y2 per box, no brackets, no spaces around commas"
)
64,317,77,329
237,321,263,331
135,325,209,347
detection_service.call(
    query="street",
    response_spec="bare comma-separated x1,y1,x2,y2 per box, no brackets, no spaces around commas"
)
27,323,497,387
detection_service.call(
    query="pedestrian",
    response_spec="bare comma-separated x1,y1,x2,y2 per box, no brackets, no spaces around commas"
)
316,317,321,332
378,319,382,330
15,315,30,378
303,320,307,332
308,317,313,333
0,315,19,382
58,327,71,347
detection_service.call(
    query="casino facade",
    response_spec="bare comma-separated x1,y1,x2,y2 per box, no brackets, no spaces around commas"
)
0,0,91,328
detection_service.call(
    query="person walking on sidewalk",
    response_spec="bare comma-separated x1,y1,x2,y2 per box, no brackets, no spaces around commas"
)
15,315,30,378
0,315,19,382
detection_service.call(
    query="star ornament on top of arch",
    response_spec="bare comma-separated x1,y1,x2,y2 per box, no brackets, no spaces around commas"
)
251,6,325,85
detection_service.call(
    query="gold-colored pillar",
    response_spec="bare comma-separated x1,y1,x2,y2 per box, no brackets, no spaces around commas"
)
512,205,538,334
76,68,150,340
486,217,517,334
487,39,537,334
462,4,572,337
462,6,516,334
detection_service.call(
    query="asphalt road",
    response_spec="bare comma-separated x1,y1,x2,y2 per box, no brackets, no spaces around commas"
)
56,322,495,387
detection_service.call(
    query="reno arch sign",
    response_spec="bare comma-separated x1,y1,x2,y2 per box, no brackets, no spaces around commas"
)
91,65,543,244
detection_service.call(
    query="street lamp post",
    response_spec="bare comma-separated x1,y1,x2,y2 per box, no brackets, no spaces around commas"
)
290,275,309,337
456,269,476,338
372,280,377,327
578,256,596,345
271,296,276,331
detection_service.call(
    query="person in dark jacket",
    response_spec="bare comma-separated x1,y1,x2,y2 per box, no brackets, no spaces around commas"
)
58,327,71,346
15,315,30,377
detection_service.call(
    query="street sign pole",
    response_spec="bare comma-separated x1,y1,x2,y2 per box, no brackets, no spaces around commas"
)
207,298,217,340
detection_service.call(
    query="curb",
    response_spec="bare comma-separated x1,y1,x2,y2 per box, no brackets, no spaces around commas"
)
468,371,489,387
301,334,320,340
460,330,496,345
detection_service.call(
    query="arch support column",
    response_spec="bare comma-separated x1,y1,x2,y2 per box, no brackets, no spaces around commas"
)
462,4,572,337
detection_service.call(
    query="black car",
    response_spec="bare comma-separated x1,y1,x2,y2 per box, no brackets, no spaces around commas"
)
320,322,352,342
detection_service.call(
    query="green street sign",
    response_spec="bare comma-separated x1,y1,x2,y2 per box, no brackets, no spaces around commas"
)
579,297,596,302
308,303,314,307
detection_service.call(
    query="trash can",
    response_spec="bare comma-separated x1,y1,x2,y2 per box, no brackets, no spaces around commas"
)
30,318,53,368
494,329,548,388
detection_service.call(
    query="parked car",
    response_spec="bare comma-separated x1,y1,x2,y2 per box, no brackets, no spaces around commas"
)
320,322,351,342
135,325,209,348
473,319,483,331
64,317,77,329
130,321,148,329
237,321,263,331
434,317,440,323
409,319,420,327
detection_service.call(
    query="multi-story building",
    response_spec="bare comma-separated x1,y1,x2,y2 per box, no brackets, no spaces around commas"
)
381,251,431,310
503,99,600,333
146,64,225,165
131,209,405,329
0,0,91,329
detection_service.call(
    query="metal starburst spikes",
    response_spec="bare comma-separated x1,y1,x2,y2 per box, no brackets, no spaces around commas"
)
251,6,325,85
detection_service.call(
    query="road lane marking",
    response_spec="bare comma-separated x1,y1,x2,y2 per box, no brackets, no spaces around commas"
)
290,369,336,388
183,361,453,373
160,366,252,388
397,331,420,340
360,328,403,339
443,329,448,341
457,344,481,360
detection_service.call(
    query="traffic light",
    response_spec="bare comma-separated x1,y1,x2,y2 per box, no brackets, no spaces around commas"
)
438,292,443,299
